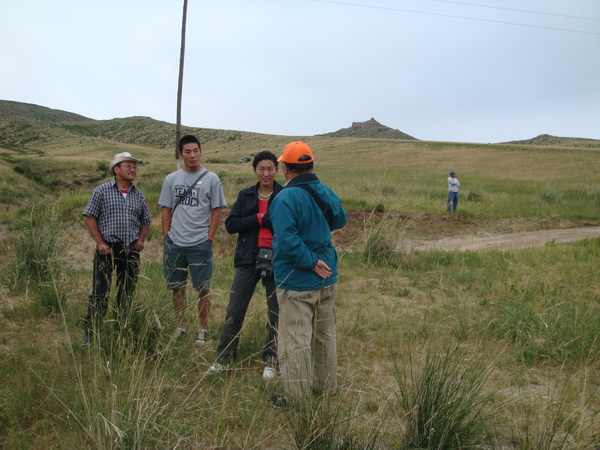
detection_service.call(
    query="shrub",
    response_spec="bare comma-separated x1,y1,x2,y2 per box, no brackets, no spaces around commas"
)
342,198,369,210
374,202,385,213
97,161,109,174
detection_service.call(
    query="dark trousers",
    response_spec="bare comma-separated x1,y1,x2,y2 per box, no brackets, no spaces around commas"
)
216,264,279,364
84,242,140,331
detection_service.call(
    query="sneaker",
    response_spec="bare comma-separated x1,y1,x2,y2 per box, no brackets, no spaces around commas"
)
208,361,226,374
270,395,288,408
195,329,208,346
80,330,92,347
172,328,187,339
262,365,276,381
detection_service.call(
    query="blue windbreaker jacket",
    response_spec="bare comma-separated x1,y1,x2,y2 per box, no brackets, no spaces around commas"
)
270,173,347,291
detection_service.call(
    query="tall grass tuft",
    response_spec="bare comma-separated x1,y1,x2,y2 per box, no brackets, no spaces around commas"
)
487,295,600,364
464,190,483,202
283,393,382,449
3,207,69,313
540,191,559,203
70,345,188,448
360,213,410,267
57,288,209,448
509,365,600,449
393,344,498,449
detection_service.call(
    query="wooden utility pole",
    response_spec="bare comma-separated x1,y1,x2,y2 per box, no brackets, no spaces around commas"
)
175,0,188,169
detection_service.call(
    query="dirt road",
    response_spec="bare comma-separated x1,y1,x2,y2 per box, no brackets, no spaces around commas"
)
404,227,600,252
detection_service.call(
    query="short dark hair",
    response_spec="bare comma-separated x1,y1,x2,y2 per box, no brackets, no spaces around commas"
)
178,135,201,152
252,151,278,169
284,161,313,173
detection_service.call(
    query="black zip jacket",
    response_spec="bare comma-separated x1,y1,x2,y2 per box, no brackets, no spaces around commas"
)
225,181,283,267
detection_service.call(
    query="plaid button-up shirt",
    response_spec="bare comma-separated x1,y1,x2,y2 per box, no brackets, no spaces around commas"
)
83,180,152,245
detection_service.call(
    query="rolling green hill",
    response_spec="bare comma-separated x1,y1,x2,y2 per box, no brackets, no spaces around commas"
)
0,100,270,150
0,99,90,122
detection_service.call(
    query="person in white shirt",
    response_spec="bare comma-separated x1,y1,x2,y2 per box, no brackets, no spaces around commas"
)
447,170,460,212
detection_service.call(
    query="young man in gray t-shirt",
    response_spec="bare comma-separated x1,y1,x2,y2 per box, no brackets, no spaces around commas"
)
158,135,227,345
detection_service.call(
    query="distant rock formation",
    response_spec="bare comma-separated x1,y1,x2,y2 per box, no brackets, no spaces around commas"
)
319,118,416,140
502,134,600,148
504,134,557,145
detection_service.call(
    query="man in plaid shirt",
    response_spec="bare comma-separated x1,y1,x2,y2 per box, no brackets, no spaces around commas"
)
80,152,151,346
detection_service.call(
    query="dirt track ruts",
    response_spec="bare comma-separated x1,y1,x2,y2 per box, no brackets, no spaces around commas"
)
404,227,600,252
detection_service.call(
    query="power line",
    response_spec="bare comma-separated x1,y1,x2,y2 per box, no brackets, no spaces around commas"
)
429,0,600,22
309,0,600,36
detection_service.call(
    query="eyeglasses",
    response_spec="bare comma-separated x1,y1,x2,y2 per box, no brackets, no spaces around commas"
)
119,163,138,170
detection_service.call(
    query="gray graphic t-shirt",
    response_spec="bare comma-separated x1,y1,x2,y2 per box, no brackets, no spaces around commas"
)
158,168,227,247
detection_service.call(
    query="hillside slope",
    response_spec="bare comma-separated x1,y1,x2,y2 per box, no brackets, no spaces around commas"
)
0,100,90,122
0,100,268,149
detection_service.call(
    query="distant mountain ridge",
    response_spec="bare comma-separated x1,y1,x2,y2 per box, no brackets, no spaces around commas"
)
319,118,416,140
1,100,598,148
0,100,258,149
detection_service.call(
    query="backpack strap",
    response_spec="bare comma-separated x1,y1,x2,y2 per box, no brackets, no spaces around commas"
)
293,184,333,228
171,170,209,216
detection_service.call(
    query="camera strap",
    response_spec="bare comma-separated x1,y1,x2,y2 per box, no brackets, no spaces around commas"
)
293,184,333,228
171,170,209,216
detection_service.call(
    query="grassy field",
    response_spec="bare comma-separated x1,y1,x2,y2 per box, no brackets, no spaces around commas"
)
1,132,600,448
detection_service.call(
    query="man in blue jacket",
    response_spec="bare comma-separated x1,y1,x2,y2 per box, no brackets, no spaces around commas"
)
269,141,347,407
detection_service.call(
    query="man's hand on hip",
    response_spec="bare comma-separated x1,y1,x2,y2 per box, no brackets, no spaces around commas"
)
313,260,332,279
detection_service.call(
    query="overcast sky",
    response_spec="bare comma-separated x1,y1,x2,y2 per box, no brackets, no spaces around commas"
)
1,0,599,143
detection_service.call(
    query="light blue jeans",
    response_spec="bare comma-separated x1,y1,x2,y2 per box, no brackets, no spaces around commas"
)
447,191,458,211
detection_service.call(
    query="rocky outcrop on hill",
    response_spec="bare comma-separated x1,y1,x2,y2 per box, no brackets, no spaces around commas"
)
502,134,600,149
505,134,558,145
319,118,416,140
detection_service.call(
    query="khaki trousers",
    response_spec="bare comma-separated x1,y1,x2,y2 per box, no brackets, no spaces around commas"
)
277,284,337,407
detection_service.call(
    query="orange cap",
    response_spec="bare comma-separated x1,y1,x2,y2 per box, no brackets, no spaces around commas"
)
278,142,315,164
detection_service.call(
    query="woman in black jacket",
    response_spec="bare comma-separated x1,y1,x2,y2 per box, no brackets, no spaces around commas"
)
209,151,283,380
